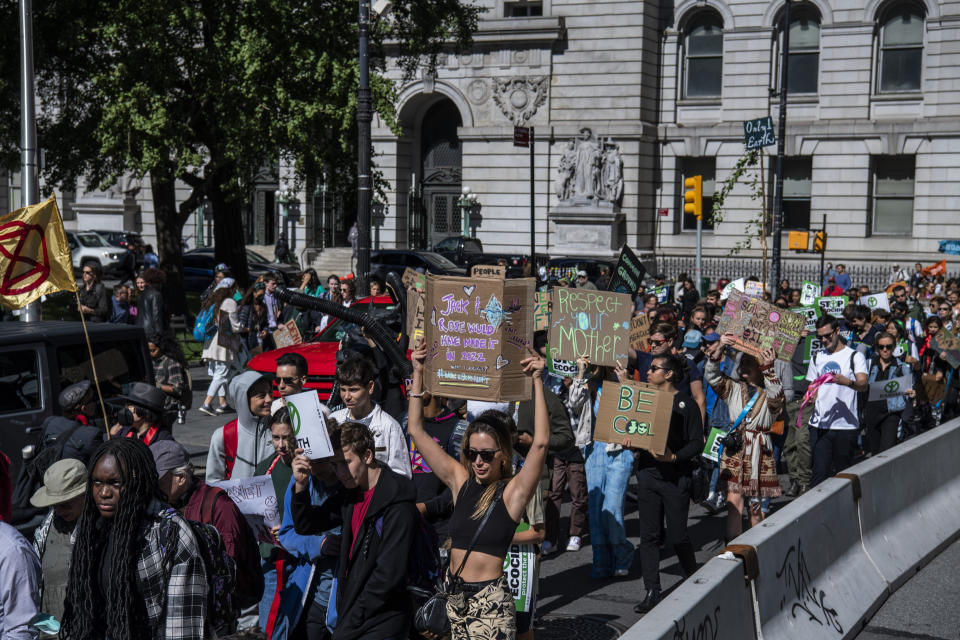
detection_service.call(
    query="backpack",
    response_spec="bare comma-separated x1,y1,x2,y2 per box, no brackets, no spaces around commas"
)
193,305,219,342
12,418,85,521
223,419,239,479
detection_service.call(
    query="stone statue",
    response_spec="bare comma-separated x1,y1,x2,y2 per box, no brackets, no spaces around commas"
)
573,128,602,198
555,128,623,206
555,140,576,202
601,140,623,203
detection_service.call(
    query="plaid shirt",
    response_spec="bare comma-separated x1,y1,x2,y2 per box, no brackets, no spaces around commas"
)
153,355,187,408
137,503,209,639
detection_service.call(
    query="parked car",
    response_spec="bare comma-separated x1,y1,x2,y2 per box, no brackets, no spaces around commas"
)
91,229,141,274
545,257,617,285
370,249,467,279
66,231,129,276
432,236,528,277
181,247,301,291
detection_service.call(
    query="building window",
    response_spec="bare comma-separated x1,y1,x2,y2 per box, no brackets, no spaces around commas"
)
871,155,915,235
768,157,813,230
682,13,723,99
878,4,924,93
678,157,715,231
505,1,542,17
775,6,821,95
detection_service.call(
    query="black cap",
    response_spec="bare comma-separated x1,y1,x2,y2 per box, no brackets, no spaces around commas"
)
59,380,93,411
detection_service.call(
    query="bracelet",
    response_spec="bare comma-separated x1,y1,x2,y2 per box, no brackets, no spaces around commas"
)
407,392,424,398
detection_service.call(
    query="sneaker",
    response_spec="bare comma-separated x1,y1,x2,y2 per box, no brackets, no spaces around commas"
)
700,492,720,514
214,405,233,415
541,540,557,556
566,536,582,552
198,404,217,417
785,479,800,497
614,568,630,578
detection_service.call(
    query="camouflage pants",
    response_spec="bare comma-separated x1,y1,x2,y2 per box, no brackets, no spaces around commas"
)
446,575,516,640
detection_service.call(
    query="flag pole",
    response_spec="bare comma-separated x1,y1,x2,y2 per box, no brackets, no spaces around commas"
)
19,0,41,323
73,291,111,436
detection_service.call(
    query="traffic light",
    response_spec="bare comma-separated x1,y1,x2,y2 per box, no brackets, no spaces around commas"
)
684,175,703,220
813,231,826,253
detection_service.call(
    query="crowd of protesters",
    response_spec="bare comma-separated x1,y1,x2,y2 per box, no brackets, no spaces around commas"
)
2,255,959,639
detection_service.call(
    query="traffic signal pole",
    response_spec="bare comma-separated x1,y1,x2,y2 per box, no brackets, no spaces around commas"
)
771,0,792,299
684,175,703,294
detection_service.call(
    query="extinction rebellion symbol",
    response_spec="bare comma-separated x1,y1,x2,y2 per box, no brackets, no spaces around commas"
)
0,220,51,296
287,401,302,434
883,380,900,394
868,297,878,306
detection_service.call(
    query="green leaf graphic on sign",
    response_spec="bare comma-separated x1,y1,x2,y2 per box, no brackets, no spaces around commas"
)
288,401,301,435
884,381,900,393
868,297,877,306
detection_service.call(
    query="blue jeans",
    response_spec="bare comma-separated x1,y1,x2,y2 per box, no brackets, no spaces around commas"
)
259,562,282,635
585,442,635,577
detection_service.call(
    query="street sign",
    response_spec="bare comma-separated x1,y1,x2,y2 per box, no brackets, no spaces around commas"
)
743,117,776,150
513,126,530,148
658,208,669,217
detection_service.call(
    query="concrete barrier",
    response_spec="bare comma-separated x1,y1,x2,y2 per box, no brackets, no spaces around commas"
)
619,555,756,640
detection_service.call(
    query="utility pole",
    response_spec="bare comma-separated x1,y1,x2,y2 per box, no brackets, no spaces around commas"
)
771,0,791,298
19,0,40,322
530,127,535,268
356,0,372,287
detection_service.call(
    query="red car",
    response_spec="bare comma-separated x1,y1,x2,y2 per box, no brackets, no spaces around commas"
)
247,295,400,400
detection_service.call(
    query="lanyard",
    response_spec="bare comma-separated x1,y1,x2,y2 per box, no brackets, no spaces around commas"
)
126,425,158,446
716,390,760,463
267,455,282,474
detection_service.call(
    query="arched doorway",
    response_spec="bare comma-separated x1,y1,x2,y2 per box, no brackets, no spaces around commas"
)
418,99,462,248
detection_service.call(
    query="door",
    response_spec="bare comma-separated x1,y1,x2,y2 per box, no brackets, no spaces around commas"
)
420,99,462,249
424,188,461,248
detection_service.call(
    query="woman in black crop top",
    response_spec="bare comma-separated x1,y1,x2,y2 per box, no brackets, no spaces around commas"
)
408,341,550,640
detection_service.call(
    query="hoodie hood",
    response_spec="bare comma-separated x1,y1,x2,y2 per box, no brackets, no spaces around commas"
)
364,467,416,520
228,370,272,434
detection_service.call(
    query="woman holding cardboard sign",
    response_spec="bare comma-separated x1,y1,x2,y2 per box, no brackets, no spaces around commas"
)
704,335,784,541
408,342,550,640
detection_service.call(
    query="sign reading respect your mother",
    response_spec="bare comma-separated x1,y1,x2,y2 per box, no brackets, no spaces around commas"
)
548,288,632,367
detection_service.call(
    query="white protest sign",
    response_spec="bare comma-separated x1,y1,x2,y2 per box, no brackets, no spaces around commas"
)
868,375,912,402
503,525,537,612
800,281,821,306
285,390,335,459
548,356,578,378
863,292,890,312
210,474,281,544
721,278,745,301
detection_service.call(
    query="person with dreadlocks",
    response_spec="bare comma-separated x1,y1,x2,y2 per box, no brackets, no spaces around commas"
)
60,438,209,640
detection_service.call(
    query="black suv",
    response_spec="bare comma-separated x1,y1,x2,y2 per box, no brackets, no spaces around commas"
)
370,250,467,279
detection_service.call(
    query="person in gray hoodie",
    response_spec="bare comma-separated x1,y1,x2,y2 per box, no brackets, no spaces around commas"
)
206,371,275,482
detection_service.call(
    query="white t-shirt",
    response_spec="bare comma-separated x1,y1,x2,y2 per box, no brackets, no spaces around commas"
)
805,345,868,430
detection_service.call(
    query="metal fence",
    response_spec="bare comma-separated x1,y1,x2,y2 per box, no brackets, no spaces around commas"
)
655,256,959,293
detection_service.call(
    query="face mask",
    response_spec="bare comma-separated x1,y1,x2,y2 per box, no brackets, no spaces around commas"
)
118,407,135,427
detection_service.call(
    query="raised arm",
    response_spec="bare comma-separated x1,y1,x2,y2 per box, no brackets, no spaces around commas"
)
408,342,468,493
504,347,549,522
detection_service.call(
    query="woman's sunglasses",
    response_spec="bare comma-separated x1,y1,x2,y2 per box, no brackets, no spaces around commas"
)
877,343,894,350
465,448,499,463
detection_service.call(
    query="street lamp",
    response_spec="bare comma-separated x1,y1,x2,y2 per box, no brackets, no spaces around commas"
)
275,187,296,255
371,200,386,250
456,186,482,238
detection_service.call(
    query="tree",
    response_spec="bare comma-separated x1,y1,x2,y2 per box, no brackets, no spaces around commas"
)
28,0,480,311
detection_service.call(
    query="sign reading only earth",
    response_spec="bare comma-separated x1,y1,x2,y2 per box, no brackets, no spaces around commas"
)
744,117,776,150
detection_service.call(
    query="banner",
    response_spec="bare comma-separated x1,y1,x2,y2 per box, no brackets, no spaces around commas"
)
0,196,76,309
922,259,947,277
471,264,505,279
534,291,551,331
423,274,535,402
406,291,425,344
862,292,890,312
867,375,912,402
285,390,335,459
716,290,804,362
799,281,821,306
210,475,281,544
630,314,651,351
272,319,303,349
547,288,632,366
607,244,646,295
790,306,821,332
815,295,848,317
402,268,425,291
931,328,960,369
593,380,673,454
503,523,537,613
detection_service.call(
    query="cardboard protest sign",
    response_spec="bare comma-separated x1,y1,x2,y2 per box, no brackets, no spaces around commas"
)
863,292,890,312
210,475,281,544
534,291,551,331
721,278,745,301
716,290,804,362
272,319,303,349
547,288,632,367
285,390,335,459
653,285,670,304
800,281,821,306
630,314,651,351
815,295,848,317
868,375,912,402
402,267,425,291
791,306,821,332
932,328,960,369
607,244,646,295
743,281,765,298
593,380,673,454
503,525,537,612
423,274,535,402
406,291,425,344
472,264,506,279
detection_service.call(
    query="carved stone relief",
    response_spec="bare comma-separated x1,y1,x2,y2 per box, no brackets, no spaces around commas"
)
492,76,547,125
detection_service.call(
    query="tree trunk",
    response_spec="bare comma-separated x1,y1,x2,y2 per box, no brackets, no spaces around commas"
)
209,163,250,286
151,167,188,317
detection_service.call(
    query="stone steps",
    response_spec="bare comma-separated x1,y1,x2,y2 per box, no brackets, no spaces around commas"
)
308,247,355,279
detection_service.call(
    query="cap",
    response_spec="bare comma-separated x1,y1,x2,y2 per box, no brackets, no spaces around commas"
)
828,276,836,282
30,459,87,508
151,440,191,478
214,263,230,274
682,330,704,349
577,270,588,277
119,381,167,415
214,277,236,291
59,380,93,411
703,332,721,343
656,273,666,280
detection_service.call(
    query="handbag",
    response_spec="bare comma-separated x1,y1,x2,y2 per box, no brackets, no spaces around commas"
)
717,390,760,460
413,483,504,637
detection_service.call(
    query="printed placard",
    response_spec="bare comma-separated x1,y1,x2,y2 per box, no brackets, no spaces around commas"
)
716,290,805,362
702,427,725,461
743,281,765,298
593,380,673,454
546,344,578,378
932,328,960,369
791,306,821,332
607,244,646,295
406,290,425,345
630,314,651,351
210,475,281,544
285,390,335,459
800,281,821,306
534,291,551,331
471,264,506,279
721,278,745,301
423,274,535,402
402,267,425,291
867,375,912,402
863,292,890,312
653,285,670,304
547,288,631,367
272,319,303,349
815,295,848,317
503,523,537,613
802,335,824,365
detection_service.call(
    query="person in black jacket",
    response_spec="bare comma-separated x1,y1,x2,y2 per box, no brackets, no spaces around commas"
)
622,354,703,613
291,420,417,640
77,262,109,322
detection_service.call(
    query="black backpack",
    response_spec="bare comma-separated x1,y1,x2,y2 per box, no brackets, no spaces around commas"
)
12,418,86,521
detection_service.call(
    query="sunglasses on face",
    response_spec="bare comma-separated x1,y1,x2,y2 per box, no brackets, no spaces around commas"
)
277,376,301,386
877,343,894,350
465,448,499,463
648,365,667,373
816,330,836,339
82,270,93,275
649,338,666,347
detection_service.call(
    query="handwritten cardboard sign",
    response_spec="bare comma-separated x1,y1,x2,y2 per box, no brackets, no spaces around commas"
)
471,264,506,279
406,290,425,345
932,328,960,369
547,288,632,367
791,306,821,332
210,475,281,544
593,380,673,454
608,244,646,295
630,314,651,351
423,274,535,402
868,375,912,402
815,295,848,317
285,390,335,459
744,281,765,298
800,281,821,306
272,319,303,349
716,290,804,362
534,291,551,331
863,292,890,312
402,267,425,291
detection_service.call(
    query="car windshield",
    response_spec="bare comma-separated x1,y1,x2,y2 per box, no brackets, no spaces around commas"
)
247,249,270,263
77,233,107,247
434,237,458,251
420,252,459,269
